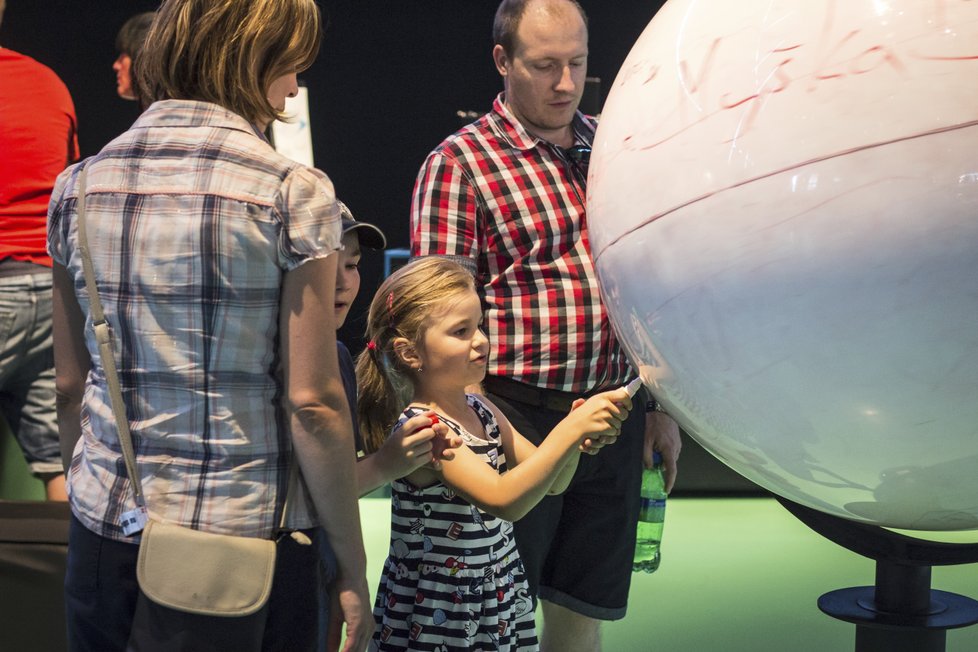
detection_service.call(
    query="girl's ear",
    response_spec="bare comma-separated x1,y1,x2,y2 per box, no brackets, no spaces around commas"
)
392,337,422,371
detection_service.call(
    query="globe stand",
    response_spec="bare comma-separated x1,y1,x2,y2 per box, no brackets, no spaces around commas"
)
776,497,978,652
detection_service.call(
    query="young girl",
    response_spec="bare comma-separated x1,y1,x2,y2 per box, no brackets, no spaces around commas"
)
356,257,631,651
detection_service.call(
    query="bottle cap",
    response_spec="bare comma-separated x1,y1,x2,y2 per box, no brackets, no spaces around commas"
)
652,451,663,465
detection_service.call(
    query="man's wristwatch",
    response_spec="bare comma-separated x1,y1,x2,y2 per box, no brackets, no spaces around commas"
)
645,398,667,413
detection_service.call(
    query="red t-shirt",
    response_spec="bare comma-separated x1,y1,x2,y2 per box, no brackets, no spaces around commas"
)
0,47,79,267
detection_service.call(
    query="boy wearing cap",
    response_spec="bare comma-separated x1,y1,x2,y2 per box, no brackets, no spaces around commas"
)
332,201,457,479
332,201,386,458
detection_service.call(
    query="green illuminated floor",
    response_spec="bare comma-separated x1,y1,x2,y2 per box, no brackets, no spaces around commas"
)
6,425,977,651
359,497,978,652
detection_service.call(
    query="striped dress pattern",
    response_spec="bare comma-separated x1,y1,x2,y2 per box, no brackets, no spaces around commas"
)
370,394,538,651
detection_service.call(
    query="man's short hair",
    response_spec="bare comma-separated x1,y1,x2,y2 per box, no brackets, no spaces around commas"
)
115,12,156,59
493,0,588,56
137,0,322,127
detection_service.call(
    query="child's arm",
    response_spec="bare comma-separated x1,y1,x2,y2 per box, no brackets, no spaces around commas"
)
420,388,630,522
501,392,625,497
545,441,580,496
532,378,642,496
355,412,461,496
544,397,589,495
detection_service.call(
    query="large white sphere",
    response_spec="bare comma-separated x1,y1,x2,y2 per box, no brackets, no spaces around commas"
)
590,0,978,530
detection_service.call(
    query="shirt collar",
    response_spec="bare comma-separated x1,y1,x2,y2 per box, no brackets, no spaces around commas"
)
133,99,269,142
488,92,596,151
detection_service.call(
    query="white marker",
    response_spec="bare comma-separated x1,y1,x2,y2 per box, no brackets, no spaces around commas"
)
625,377,643,398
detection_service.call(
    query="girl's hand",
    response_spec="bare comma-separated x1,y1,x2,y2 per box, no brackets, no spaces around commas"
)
377,412,459,477
425,413,464,469
567,388,631,455
570,398,600,455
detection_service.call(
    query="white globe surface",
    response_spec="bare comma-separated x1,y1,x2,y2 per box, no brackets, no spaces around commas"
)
589,0,978,530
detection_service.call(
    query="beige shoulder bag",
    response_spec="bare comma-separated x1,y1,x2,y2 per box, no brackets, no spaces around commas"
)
75,166,278,617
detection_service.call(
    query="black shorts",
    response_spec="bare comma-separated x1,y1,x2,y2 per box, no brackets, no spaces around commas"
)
485,382,644,621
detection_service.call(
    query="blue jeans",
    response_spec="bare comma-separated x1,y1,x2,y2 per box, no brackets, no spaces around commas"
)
65,515,332,651
0,271,61,475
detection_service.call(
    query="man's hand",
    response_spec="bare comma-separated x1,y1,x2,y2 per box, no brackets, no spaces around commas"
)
645,411,681,492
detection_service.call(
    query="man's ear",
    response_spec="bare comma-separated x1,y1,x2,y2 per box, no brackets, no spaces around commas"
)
492,44,510,78
392,337,422,371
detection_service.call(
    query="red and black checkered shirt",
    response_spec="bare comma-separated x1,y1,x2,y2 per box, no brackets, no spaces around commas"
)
410,94,632,393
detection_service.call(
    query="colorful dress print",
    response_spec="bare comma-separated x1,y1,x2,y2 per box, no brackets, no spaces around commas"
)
370,394,538,651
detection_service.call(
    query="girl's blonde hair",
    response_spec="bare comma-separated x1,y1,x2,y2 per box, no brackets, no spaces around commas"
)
356,257,477,453
136,0,322,126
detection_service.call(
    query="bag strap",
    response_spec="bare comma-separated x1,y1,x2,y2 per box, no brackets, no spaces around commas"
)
74,167,296,530
76,166,147,510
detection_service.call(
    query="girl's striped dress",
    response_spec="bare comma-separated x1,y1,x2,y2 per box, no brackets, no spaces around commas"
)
370,394,538,651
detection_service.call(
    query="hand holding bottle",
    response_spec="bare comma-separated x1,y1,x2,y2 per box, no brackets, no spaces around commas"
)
634,451,667,573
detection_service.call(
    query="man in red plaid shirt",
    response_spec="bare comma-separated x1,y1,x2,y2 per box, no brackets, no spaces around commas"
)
411,0,682,648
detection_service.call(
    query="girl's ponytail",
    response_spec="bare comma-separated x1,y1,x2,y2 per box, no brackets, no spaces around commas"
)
356,338,410,454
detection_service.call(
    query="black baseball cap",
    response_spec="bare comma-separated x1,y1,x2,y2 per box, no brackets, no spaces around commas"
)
338,200,387,250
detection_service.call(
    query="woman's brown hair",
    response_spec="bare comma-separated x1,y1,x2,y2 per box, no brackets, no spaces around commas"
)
136,0,322,126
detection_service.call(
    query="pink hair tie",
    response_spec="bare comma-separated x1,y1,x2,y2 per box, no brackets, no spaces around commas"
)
366,341,377,351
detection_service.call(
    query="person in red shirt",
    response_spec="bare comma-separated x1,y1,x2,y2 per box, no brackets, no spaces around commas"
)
0,0,79,500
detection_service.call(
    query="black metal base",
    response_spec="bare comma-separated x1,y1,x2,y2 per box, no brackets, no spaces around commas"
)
776,498,978,652
819,584,978,652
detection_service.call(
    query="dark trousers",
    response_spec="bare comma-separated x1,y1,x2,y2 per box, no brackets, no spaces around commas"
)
486,379,645,620
65,514,327,652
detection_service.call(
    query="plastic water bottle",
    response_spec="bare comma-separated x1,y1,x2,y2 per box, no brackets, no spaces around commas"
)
633,451,666,573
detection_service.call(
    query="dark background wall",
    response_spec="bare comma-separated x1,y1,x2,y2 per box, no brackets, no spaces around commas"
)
2,0,759,494
1,0,666,344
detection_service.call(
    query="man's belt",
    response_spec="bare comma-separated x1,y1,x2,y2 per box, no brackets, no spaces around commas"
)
482,375,605,414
